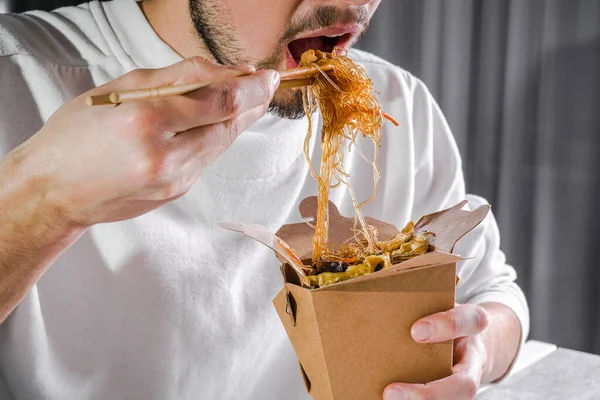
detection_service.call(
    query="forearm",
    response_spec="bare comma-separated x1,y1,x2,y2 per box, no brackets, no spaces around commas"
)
480,302,522,383
0,147,85,323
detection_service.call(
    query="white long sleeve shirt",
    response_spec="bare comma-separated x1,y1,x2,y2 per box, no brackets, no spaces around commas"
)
0,1,529,399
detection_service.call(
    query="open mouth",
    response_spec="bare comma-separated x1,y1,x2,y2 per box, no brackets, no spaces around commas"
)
286,33,352,67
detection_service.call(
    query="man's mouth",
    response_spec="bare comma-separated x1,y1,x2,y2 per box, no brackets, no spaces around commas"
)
285,27,359,67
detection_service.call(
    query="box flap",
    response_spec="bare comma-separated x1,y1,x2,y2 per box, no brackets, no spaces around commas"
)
414,201,491,252
276,196,490,259
220,197,490,289
276,197,400,261
217,222,311,281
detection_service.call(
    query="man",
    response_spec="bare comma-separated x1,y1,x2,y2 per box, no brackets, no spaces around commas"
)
0,0,529,399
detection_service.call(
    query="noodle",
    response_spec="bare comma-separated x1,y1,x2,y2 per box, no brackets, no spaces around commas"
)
296,48,432,288
299,48,397,264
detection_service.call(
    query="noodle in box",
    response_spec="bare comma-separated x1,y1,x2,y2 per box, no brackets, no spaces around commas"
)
220,49,491,400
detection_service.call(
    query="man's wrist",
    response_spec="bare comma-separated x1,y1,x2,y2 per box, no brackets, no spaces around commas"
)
0,147,87,322
479,302,522,383
480,316,496,381
0,146,87,260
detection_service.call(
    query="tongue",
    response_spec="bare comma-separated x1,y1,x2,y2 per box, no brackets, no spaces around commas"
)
288,37,327,64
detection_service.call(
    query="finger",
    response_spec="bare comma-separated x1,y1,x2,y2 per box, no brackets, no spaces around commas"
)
453,336,487,375
153,56,256,86
86,56,256,97
175,100,270,163
411,304,488,343
145,69,279,132
384,338,486,400
384,374,480,400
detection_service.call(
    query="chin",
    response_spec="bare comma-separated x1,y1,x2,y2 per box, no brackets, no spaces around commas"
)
268,89,308,120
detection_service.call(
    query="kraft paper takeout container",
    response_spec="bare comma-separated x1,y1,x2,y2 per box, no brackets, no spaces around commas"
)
220,197,490,400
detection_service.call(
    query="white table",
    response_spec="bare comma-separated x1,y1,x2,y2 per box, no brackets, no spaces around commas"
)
476,340,600,399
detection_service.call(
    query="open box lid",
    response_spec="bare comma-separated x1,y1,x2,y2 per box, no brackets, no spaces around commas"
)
275,197,490,259
219,197,490,287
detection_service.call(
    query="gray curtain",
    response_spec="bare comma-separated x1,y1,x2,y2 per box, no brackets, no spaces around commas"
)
0,0,11,13
358,0,600,355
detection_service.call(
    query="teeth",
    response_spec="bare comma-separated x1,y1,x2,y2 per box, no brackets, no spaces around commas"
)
324,33,345,38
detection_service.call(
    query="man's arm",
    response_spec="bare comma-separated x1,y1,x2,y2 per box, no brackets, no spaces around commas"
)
0,57,279,324
0,150,86,322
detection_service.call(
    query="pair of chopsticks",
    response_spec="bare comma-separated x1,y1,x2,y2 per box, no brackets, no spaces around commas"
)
87,64,335,106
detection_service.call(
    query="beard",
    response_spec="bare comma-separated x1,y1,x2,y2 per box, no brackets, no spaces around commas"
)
188,0,368,120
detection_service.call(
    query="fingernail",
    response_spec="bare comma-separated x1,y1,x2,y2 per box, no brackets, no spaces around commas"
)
411,321,432,342
229,64,256,72
383,387,406,400
271,71,281,86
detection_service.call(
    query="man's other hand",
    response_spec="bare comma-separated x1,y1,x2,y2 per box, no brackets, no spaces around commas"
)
383,304,490,400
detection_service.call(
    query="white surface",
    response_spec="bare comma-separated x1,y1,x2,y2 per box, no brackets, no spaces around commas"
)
478,340,558,395
510,340,558,375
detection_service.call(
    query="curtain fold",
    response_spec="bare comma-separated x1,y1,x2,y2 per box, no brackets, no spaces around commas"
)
358,0,600,354
0,0,12,13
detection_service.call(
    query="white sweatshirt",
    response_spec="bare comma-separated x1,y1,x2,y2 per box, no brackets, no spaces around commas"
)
0,1,529,399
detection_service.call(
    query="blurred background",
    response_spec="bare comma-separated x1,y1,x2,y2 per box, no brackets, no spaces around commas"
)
1,0,599,355
358,0,600,356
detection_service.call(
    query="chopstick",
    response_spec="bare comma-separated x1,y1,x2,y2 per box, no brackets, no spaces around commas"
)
279,63,334,80
86,64,334,106
278,77,315,90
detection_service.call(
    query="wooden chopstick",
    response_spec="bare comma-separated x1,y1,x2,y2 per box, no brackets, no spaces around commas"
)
86,70,249,106
87,64,334,106
278,64,334,80
278,77,315,90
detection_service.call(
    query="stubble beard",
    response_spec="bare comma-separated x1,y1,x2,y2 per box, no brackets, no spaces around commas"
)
188,0,368,120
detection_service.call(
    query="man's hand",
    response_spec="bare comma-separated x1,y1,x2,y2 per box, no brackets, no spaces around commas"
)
13,56,279,227
383,304,490,400
0,56,279,323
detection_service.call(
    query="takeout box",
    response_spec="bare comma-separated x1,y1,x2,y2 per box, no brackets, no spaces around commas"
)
220,197,490,400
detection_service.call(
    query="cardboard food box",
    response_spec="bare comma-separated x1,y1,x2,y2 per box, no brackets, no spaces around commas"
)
220,197,490,400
